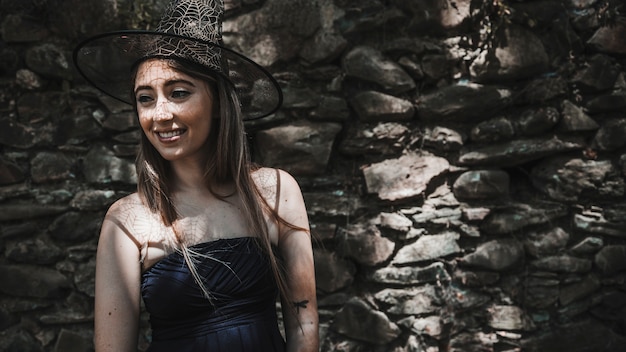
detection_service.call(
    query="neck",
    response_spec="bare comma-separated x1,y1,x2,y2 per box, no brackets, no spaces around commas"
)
169,157,207,193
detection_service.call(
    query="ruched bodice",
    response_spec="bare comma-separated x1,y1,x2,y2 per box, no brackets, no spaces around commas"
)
141,237,285,351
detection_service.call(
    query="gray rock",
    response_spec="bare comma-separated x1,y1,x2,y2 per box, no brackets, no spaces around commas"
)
40,310,92,325
223,0,322,66
470,25,548,82
398,55,424,80
70,190,119,211
448,331,497,352
82,145,137,184
0,203,68,222
281,86,320,109
587,20,626,55
462,207,491,222
524,281,559,309
423,126,464,151
24,44,72,80
74,259,96,297
524,227,570,258
521,319,626,351
339,122,409,156
48,212,102,242
516,107,560,136
342,46,415,93
112,130,141,144
303,192,362,219
531,157,623,201
30,152,74,183
448,285,492,310
309,95,350,121
392,231,461,265
559,274,600,306
586,92,626,114
574,213,626,239
487,305,535,331
1,15,48,43
375,286,442,315
17,91,68,122
350,91,414,122
401,315,444,338
558,100,599,132
0,116,38,149
412,207,462,225
391,0,471,30
5,238,64,265
363,152,449,201
421,54,451,81
101,111,138,132
521,76,569,104
336,3,405,36
481,203,568,235
459,136,585,167
453,269,500,287
378,212,413,233
418,83,512,122
331,297,401,344
470,117,516,143
314,250,356,293
255,121,342,176
369,262,450,286
593,119,626,151
595,245,626,275
0,158,25,185
453,169,510,200
112,144,139,157
0,265,71,298
64,114,103,145
0,329,42,352
569,236,604,255
590,291,626,323
530,255,592,273
572,54,619,92
15,69,44,90
336,224,395,266
461,239,524,271
299,29,347,64
53,329,91,352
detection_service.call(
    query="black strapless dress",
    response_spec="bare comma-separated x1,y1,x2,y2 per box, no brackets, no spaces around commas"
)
141,237,286,351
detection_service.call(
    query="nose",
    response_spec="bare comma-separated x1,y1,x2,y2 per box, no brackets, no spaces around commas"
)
153,99,173,122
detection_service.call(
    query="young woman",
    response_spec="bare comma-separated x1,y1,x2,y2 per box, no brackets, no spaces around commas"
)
73,1,318,351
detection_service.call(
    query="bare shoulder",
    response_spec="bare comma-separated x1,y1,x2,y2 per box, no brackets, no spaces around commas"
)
251,167,303,208
103,193,162,246
104,193,144,225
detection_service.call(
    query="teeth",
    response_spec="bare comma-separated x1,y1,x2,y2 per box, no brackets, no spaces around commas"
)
158,130,183,138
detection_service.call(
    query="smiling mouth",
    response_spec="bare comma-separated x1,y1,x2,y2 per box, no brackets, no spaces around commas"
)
157,130,184,138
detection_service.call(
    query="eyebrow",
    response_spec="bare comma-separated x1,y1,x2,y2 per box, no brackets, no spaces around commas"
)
134,79,196,94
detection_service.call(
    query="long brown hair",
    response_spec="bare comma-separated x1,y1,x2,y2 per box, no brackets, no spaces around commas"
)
133,58,295,315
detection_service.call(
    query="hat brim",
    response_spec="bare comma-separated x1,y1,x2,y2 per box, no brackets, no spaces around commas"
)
73,30,282,121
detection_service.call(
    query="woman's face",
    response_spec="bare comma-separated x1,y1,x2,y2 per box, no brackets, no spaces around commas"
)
134,59,215,164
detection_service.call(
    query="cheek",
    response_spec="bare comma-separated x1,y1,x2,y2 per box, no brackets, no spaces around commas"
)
137,111,152,132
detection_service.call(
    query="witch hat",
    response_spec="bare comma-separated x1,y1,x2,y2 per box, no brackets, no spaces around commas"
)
73,0,282,120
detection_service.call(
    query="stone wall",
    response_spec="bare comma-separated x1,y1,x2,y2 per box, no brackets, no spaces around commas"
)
1,0,626,351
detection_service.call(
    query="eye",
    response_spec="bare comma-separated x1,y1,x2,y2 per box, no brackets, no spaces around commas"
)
172,90,190,99
136,94,153,104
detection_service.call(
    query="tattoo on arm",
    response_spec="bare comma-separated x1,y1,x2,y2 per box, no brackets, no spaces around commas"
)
293,300,309,313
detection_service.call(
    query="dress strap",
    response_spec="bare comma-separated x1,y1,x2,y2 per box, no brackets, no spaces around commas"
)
274,169,281,214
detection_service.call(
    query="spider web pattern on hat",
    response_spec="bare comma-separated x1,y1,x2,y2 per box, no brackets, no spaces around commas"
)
148,0,223,72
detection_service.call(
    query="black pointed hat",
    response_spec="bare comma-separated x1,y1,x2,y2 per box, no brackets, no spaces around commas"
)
73,0,282,120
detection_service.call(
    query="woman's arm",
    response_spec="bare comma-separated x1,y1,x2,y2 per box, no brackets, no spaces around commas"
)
276,170,319,352
94,201,142,352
